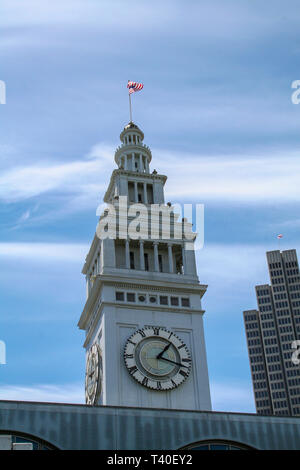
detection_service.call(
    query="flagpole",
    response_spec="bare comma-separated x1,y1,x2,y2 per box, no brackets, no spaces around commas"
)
129,92,133,122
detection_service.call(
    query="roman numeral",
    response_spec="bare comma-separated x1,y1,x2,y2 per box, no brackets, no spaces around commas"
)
128,366,138,375
153,327,160,335
179,369,188,378
138,329,146,338
178,344,186,349
127,340,136,345
156,381,162,390
182,358,191,363
142,377,148,387
125,354,134,359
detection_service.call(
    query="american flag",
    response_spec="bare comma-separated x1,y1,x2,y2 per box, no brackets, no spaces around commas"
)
127,81,143,94
277,234,283,239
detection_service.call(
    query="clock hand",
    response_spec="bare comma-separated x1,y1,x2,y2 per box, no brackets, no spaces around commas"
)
157,342,171,359
158,356,189,368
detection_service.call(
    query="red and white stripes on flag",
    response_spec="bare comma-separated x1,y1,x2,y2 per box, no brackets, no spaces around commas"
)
127,81,144,94
277,234,283,239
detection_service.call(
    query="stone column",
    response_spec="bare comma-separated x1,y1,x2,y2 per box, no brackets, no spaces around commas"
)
132,153,135,171
153,242,159,272
139,154,143,172
124,155,127,170
168,243,174,273
181,244,186,275
125,239,130,269
139,240,145,270
143,182,148,204
134,181,138,203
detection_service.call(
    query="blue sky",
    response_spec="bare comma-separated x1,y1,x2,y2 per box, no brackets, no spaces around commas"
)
0,0,300,412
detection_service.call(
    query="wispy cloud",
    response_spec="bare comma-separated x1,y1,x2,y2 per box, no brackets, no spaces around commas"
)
16,210,31,224
211,381,255,413
2,0,300,40
0,242,88,263
160,149,300,202
0,380,255,413
2,144,300,228
0,383,84,404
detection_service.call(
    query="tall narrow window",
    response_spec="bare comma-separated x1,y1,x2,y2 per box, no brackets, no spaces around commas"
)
144,253,149,271
130,251,135,269
158,254,163,273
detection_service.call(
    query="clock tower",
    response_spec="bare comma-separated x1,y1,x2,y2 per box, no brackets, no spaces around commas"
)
78,122,212,411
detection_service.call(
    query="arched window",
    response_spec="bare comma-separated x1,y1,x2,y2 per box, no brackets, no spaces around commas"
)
0,431,57,450
180,439,254,450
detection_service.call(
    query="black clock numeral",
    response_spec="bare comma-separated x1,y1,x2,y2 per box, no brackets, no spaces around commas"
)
153,327,160,335
127,340,136,345
125,354,134,359
142,377,148,387
168,332,173,340
171,379,177,388
178,343,186,350
179,369,188,378
182,358,191,363
156,381,162,390
128,366,138,375
138,329,146,338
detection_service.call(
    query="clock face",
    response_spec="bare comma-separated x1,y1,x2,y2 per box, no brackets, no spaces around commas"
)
85,344,102,405
124,327,191,391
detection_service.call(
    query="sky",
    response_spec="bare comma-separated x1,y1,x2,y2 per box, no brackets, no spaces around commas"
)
0,0,300,413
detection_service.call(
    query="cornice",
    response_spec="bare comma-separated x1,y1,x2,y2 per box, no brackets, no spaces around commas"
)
82,301,205,348
104,169,167,203
78,274,207,330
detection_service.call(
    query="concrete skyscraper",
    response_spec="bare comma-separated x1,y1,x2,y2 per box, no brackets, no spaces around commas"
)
244,249,300,416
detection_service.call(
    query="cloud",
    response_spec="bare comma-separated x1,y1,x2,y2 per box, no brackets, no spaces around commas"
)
2,0,300,41
1,143,300,221
0,380,254,412
211,381,255,413
17,210,30,224
160,149,300,202
0,242,89,263
0,143,114,206
197,244,269,285
277,218,300,229
0,383,84,404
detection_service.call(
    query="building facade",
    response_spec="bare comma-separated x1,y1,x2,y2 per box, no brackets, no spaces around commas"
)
244,249,300,416
78,122,211,411
3,125,300,449
2,400,300,450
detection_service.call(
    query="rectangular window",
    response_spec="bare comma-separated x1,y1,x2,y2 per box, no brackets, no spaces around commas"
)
171,297,179,306
144,253,149,271
127,293,135,302
130,251,135,269
181,298,190,307
160,296,168,305
116,292,124,301
158,254,163,273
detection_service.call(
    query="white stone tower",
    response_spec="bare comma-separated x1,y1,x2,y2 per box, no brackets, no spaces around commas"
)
78,122,211,411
